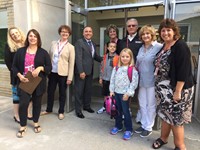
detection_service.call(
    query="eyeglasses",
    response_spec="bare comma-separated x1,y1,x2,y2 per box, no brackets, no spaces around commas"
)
61,31,69,33
127,25,137,28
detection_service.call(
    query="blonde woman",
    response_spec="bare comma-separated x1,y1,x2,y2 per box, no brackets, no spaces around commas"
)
4,27,32,123
135,25,162,137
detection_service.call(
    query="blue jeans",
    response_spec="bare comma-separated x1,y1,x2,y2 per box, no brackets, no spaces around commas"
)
12,85,19,104
114,93,133,132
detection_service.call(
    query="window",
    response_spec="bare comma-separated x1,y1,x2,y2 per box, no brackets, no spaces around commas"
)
0,10,8,64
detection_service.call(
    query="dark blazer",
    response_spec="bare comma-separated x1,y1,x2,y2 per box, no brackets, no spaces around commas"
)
4,44,17,85
117,33,142,60
74,38,102,75
12,47,52,96
168,39,194,89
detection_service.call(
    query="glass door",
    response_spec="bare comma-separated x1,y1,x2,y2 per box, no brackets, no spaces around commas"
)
65,1,87,112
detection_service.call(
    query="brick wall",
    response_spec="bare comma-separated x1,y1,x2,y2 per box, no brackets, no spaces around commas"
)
0,0,14,97
0,65,12,96
0,0,14,27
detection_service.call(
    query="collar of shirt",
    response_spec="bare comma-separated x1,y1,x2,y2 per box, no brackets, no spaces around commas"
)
57,39,68,44
128,33,137,41
142,41,158,53
85,39,92,43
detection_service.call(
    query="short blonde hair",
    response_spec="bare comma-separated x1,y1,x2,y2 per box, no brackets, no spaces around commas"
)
139,25,157,42
7,27,25,52
118,48,134,67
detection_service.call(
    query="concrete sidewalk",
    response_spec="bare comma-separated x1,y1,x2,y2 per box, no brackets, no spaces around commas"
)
0,95,200,150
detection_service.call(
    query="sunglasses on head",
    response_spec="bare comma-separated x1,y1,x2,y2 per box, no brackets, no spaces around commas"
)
127,25,137,27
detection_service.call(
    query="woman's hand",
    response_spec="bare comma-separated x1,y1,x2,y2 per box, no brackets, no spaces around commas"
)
123,94,129,101
173,90,181,102
66,80,72,85
32,66,44,77
18,73,29,83
174,81,184,102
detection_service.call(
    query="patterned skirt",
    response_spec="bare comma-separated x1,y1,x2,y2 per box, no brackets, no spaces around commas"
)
156,80,194,126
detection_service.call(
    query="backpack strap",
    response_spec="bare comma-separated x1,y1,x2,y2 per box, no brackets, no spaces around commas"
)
128,65,138,82
128,66,133,82
115,65,136,82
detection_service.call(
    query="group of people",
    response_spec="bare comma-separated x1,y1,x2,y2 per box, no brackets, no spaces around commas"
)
4,18,194,150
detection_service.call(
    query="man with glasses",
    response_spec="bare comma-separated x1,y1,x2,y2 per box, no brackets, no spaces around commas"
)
117,18,142,61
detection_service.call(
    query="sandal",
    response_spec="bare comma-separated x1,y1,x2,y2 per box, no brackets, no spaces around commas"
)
34,126,41,133
16,128,27,138
152,138,168,149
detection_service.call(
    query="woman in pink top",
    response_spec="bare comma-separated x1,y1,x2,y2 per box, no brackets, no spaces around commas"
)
12,29,52,138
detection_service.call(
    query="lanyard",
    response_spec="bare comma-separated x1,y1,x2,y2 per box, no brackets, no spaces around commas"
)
154,49,166,75
126,38,129,48
57,41,68,55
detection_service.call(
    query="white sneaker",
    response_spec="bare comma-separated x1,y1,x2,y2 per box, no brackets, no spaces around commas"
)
97,107,105,114
135,110,141,123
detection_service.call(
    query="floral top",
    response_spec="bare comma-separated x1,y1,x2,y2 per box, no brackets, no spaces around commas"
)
109,66,139,97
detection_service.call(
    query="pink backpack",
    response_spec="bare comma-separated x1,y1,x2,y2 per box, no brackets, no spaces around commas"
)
105,96,117,119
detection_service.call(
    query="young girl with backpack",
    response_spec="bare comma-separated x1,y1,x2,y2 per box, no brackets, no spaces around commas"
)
109,48,139,140
97,42,119,114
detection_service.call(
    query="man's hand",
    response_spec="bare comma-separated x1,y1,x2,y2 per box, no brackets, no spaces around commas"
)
80,72,86,79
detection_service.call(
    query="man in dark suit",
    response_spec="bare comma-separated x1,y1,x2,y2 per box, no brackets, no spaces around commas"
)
74,26,102,118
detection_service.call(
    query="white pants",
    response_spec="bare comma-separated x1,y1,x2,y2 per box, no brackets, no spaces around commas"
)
138,86,156,131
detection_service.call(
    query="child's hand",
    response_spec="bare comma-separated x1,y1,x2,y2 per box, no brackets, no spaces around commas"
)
110,92,115,97
99,79,102,84
123,94,129,101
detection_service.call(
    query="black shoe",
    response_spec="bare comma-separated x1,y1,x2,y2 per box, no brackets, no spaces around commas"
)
76,112,85,118
13,116,20,124
83,108,95,113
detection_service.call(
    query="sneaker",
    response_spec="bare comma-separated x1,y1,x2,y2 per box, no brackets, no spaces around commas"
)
140,130,152,137
110,127,122,135
97,107,105,114
135,126,144,134
123,131,133,140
